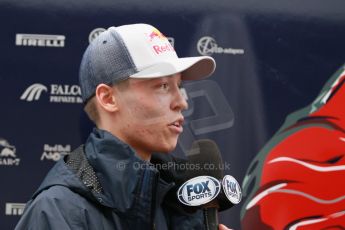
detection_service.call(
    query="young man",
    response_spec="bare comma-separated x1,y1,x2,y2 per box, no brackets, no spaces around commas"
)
15,24,230,230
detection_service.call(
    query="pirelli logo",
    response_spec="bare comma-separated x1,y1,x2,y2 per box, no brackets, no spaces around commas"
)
5,203,26,216
15,33,65,47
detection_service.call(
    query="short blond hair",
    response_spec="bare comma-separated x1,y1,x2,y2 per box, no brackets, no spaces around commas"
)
84,97,99,125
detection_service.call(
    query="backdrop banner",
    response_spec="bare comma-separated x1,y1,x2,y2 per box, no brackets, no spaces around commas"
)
1,0,345,229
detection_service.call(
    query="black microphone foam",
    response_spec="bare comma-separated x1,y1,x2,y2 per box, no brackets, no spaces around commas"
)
187,139,225,230
186,139,224,180
187,139,234,212
151,139,234,215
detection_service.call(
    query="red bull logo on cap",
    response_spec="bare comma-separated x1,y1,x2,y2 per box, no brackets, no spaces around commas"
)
152,43,175,55
147,28,175,55
148,28,166,41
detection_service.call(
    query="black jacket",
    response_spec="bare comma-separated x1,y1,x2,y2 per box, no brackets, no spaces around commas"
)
15,128,203,230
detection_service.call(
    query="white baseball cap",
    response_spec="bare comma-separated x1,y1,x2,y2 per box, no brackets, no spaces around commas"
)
79,23,216,102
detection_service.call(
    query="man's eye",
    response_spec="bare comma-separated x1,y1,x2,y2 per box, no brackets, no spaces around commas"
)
161,83,169,90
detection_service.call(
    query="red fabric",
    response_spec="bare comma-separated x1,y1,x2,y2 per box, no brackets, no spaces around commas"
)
242,72,345,229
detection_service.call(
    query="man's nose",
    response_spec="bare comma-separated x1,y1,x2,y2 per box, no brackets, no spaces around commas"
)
171,87,188,111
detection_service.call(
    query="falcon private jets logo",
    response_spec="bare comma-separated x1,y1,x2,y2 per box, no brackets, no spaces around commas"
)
20,83,47,101
20,83,82,104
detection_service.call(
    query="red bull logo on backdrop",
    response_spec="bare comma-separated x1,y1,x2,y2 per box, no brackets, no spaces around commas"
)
0,138,20,166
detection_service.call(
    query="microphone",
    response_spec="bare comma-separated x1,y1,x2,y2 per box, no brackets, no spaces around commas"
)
187,139,223,230
150,139,241,229
179,139,242,230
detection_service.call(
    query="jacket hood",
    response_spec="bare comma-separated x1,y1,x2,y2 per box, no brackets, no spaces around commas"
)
32,128,174,214
32,155,95,201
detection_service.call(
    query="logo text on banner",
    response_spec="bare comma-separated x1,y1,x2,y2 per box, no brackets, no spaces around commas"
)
197,36,244,56
41,144,71,161
89,28,106,43
16,34,65,47
20,83,82,104
5,203,26,215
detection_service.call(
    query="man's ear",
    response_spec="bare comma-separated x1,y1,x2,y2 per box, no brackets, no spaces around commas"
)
95,84,119,112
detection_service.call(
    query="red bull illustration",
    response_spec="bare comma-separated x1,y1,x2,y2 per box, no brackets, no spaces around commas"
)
148,28,166,41
241,64,345,229
0,138,16,158
147,28,175,55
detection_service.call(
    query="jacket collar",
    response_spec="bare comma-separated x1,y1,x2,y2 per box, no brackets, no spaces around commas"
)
84,128,174,213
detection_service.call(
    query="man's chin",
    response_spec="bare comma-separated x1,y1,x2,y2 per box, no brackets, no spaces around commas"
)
156,142,177,154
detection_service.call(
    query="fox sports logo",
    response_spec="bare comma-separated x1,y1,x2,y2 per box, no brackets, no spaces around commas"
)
222,175,242,204
177,176,220,206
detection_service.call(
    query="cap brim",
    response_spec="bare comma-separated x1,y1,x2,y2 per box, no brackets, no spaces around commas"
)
129,56,215,80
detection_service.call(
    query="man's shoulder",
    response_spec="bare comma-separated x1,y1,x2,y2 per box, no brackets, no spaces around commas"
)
16,185,92,230
31,185,91,209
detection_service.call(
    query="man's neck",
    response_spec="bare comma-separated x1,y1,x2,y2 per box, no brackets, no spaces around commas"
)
134,149,151,162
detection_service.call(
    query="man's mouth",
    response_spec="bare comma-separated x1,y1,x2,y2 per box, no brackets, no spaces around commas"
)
168,117,184,133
